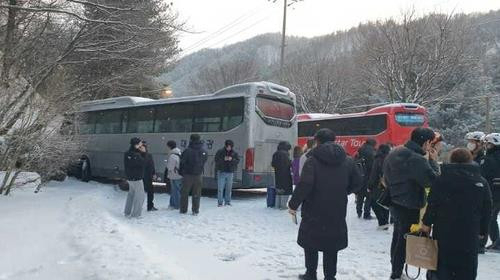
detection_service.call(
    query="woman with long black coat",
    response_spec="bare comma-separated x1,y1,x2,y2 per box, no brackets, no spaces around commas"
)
421,148,492,280
288,129,362,280
272,141,293,209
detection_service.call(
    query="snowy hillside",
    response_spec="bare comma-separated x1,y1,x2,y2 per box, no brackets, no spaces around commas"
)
0,179,498,280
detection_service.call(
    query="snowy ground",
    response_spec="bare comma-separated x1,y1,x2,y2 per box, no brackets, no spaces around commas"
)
0,178,499,280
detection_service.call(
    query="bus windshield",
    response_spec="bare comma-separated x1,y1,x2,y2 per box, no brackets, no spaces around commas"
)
395,113,425,126
256,96,294,121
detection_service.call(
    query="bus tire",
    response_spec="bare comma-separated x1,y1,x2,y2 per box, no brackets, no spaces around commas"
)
81,159,91,182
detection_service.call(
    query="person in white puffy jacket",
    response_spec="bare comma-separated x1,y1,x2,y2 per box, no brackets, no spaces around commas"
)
166,140,182,210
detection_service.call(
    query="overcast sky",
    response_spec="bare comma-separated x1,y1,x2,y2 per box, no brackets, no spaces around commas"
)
173,0,500,55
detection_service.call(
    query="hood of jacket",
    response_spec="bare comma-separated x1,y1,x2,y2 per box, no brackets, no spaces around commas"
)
440,163,482,183
189,140,203,150
169,147,181,155
277,141,291,151
312,141,347,166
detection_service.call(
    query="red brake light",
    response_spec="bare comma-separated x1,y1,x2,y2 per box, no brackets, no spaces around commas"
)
245,148,254,172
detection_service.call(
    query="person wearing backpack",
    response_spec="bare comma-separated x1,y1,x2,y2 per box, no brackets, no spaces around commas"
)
480,133,500,252
367,144,391,230
179,134,208,215
355,138,377,219
166,140,182,210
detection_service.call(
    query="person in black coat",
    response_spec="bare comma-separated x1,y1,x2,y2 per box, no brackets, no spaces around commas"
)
383,127,440,280
421,148,492,280
272,141,293,209
140,142,157,211
480,133,500,251
288,129,362,280
179,134,208,215
123,137,146,218
215,139,240,206
367,144,391,228
355,139,377,219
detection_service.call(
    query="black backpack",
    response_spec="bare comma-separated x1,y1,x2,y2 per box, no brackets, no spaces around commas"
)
354,153,368,179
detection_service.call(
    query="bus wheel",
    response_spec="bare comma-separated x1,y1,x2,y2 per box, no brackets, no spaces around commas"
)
81,159,91,182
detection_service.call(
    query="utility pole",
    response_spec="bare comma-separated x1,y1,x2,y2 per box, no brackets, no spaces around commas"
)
271,0,303,79
279,0,287,77
486,96,492,134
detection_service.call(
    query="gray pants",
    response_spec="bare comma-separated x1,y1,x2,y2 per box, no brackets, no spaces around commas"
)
124,180,145,218
275,194,289,210
180,175,203,214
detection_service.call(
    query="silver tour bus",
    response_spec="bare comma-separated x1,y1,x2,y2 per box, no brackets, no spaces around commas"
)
72,82,297,189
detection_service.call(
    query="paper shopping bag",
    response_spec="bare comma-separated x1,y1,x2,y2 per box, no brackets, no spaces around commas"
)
405,234,438,271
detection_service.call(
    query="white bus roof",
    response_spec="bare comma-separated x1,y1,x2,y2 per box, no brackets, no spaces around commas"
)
78,81,293,112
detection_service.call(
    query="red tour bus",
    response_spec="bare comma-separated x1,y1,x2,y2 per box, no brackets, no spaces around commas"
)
298,103,428,156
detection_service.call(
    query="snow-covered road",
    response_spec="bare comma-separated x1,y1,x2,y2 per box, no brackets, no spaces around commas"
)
1,179,499,280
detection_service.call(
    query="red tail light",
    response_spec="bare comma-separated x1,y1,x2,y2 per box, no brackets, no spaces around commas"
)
245,148,254,171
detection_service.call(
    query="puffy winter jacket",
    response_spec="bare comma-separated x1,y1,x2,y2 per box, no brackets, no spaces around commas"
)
423,163,492,253
272,143,293,195
179,141,208,176
383,141,439,209
289,142,362,252
481,147,500,202
215,148,240,173
124,148,145,181
166,148,182,180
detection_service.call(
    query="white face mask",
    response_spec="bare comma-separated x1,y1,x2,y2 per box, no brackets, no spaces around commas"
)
467,142,477,152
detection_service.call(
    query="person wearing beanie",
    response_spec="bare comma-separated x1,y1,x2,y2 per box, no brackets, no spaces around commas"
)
124,137,146,218
214,139,240,206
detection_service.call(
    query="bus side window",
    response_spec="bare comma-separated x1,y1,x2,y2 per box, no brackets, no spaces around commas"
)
79,112,96,135
95,110,122,134
155,103,193,133
127,107,154,134
221,98,244,131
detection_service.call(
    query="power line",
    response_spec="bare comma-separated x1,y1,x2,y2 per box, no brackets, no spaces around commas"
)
204,14,272,49
181,3,268,54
